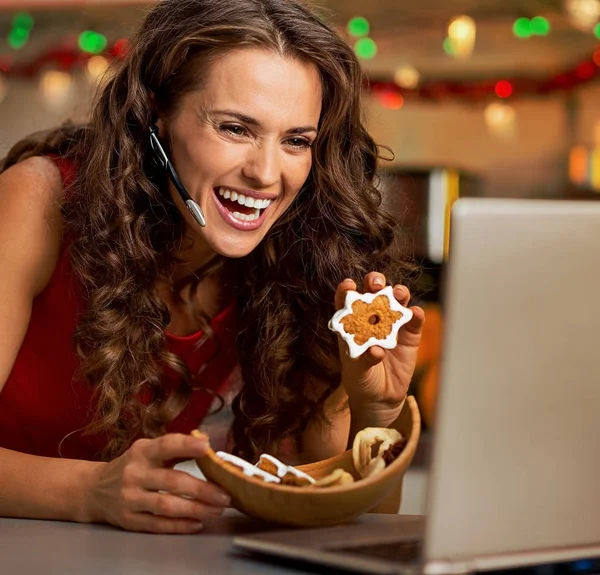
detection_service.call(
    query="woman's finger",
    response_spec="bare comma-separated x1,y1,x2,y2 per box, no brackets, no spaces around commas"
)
402,306,426,337
132,491,225,520
363,272,386,293
142,468,230,508
124,511,205,534
138,433,209,466
393,284,411,307
334,278,356,310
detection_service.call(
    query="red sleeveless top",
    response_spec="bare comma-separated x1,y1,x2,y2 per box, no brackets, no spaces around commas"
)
0,157,238,461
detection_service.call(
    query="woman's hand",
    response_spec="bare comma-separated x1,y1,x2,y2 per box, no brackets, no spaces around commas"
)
335,272,425,427
84,433,231,533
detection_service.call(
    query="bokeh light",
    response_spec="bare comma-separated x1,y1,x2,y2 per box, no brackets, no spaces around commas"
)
447,15,476,59
394,66,420,89
79,31,108,55
348,17,370,37
565,0,600,30
354,37,377,59
39,70,73,108
530,16,551,35
485,102,517,139
495,80,513,98
86,55,110,83
380,92,404,110
513,18,531,38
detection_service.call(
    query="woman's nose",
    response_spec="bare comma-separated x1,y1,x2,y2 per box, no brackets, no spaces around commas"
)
241,141,280,188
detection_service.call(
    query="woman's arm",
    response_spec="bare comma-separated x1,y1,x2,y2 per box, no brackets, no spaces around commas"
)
298,382,351,464
298,381,407,464
0,159,230,532
0,448,102,522
0,156,64,390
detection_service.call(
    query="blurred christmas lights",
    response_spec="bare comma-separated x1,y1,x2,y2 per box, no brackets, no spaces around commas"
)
86,55,109,83
485,101,517,139
79,31,108,55
39,70,73,108
7,12,34,50
354,37,377,59
565,0,600,31
394,66,420,89
495,80,513,98
379,92,404,110
348,17,370,37
447,15,476,59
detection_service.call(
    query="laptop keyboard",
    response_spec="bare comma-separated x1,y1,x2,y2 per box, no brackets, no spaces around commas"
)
332,539,422,564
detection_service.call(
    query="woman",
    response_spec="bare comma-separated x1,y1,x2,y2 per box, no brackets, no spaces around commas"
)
0,0,424,533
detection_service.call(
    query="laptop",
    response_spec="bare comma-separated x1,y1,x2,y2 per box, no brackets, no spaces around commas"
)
233,198,600,574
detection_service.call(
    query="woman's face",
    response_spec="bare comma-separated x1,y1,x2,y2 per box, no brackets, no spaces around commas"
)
158,48,323,261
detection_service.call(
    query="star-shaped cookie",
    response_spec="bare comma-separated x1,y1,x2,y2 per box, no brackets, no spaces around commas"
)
328,285,413,359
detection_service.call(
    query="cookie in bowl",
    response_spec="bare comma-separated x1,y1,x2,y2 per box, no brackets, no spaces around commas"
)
192,396,421,527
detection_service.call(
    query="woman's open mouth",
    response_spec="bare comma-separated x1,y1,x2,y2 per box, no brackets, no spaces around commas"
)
213,187,274,230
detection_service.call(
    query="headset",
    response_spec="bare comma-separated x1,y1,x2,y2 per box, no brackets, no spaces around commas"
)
148,125,206,228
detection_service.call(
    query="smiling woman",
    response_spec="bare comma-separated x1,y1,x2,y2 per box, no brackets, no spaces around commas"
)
0,0,423,534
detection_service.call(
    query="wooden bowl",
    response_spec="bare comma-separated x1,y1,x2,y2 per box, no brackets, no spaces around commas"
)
195,396,421,527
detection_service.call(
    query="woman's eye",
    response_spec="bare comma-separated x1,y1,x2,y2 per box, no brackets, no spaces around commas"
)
287,138,312,149
221,124,247,137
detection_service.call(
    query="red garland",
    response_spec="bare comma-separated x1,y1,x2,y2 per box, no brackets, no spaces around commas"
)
1,40,599,101
368,47,600,102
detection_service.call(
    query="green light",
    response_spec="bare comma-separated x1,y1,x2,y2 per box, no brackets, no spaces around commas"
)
513,17,531,38
8,27,29,50
79,31,108,54
348,17,370,37
595,23,600,40
530,16,550,36
354,37,377,59
13,12,34,31
443,37,457,56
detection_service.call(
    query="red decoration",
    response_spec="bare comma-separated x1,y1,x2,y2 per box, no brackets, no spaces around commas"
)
495,80,513,98
379,92,404,109
110,39,129,60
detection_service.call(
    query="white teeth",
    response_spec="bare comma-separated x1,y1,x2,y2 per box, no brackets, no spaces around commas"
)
232,210,260,222
217,188,274,211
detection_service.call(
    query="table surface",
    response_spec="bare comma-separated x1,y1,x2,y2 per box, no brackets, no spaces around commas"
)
0,510,412,575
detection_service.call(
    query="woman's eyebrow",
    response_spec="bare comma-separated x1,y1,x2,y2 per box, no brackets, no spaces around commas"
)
209,109,318,134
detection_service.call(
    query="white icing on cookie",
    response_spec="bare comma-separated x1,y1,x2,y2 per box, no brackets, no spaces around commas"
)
215,451,280,483
328,285,413,359
256,454,316,484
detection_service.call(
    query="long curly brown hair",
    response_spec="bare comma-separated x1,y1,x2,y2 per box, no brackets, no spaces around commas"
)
2,0,417,462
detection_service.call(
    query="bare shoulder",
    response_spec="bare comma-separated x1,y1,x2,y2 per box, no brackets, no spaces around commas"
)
0,155,65,296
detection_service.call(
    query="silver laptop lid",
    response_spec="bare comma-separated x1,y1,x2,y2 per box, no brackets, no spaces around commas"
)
425,198,600,563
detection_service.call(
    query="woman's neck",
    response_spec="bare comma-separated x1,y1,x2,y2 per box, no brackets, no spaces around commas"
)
172,228,217,284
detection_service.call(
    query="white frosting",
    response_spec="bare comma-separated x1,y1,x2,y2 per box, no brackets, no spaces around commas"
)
328,285,413,359
256,454,316,484
215,451,280,483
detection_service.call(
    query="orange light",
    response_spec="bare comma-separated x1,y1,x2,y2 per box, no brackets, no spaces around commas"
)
380,92,404,110
593,48,600,67
569,146,588,184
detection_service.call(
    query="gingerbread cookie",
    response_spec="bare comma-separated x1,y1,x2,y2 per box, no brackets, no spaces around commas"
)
255,454,316,486
215,451,281,483
328,285,413,358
